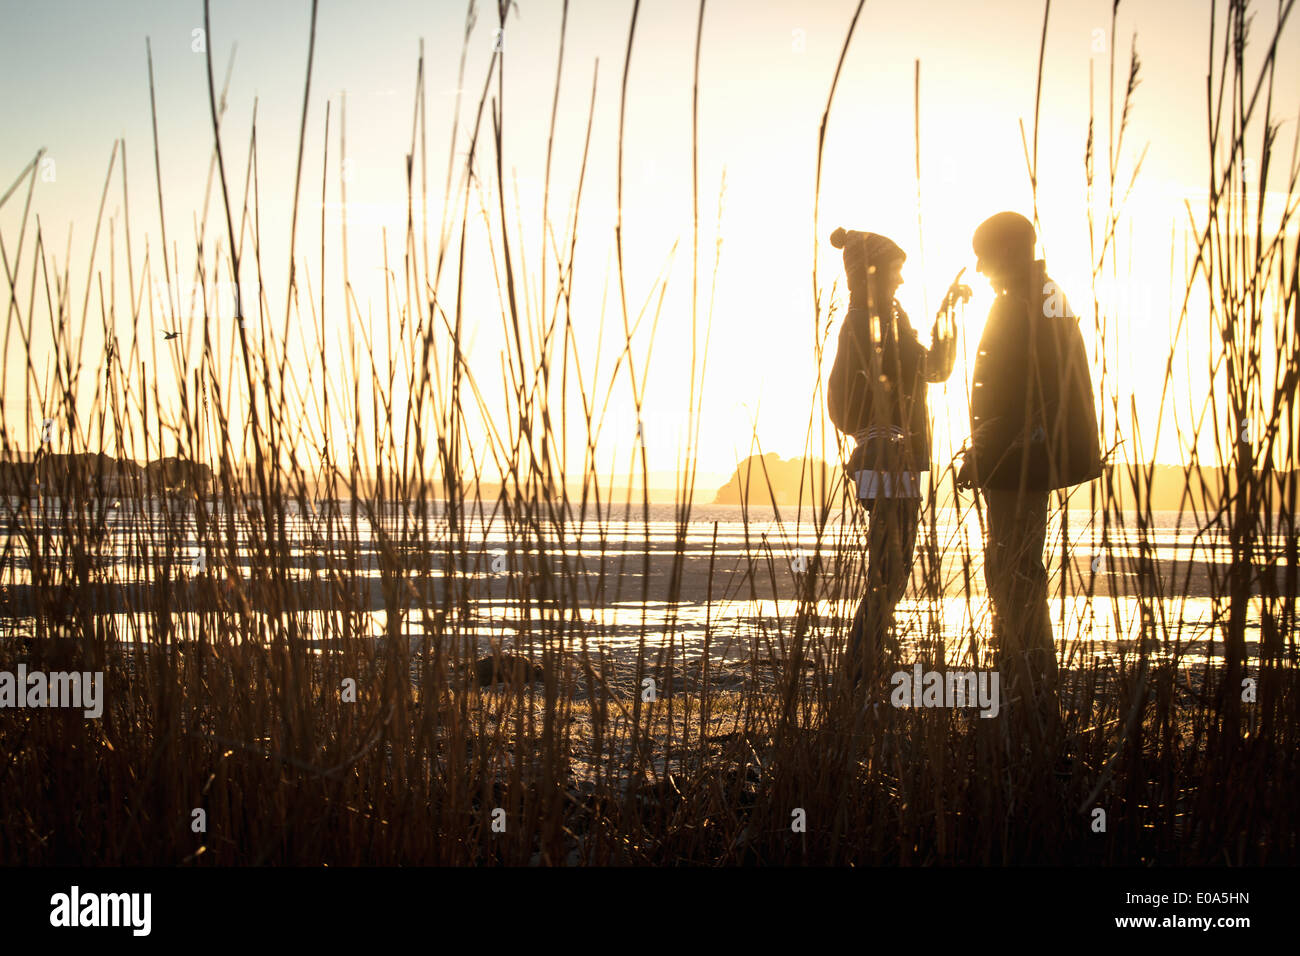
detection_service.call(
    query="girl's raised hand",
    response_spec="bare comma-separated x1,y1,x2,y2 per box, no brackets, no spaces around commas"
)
940,267,973,313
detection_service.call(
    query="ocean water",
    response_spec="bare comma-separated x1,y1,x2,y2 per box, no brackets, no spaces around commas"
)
0,498,1291,667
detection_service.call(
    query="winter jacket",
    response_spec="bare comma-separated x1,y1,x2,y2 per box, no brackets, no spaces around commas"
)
828,298,956,472
966,264,1102,491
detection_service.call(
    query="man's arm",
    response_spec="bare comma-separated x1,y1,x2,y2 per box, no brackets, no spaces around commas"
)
967,295,1028,482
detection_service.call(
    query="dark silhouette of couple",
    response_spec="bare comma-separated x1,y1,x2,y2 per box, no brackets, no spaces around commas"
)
827,212,1101,732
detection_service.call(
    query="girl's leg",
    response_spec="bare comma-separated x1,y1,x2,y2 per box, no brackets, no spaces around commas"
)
870,498,919,660
847,497,920,685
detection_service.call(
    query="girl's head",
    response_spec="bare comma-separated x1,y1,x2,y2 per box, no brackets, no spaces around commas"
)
831,228,905,310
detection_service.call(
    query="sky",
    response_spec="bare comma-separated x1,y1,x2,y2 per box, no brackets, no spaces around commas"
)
1,0,1297,492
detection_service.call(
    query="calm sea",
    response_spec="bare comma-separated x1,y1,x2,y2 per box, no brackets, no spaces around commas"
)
1,498,1291,667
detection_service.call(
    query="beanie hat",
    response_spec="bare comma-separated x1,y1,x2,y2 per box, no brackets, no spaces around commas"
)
830,228,905,292
972,211,1036,259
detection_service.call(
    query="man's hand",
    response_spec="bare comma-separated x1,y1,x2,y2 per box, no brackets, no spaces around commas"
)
955,456,976,490
954,447,978,490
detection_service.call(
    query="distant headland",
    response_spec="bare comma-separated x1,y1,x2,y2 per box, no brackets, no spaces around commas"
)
712,453,840,508
0,454,212,498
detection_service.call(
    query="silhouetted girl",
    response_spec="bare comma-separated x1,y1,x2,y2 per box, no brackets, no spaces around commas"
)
827,227,967,685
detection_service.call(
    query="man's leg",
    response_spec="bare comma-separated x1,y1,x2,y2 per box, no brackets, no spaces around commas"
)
983,487,1058,732
1016,490,1057,691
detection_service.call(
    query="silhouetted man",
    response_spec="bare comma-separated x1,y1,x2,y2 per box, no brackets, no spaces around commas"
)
959,212,1101,739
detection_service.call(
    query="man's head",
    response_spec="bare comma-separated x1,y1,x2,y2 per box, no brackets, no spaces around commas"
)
972,212,1036,289
831,228,905,309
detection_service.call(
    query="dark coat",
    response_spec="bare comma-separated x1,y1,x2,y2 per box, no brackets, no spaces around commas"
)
828,299,956,472
966,266,1101,490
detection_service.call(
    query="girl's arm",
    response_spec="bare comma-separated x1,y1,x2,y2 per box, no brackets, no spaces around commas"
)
923,271,972,383
923,317,957,383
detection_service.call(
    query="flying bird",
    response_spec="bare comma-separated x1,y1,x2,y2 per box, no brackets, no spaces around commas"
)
163,330,180,341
